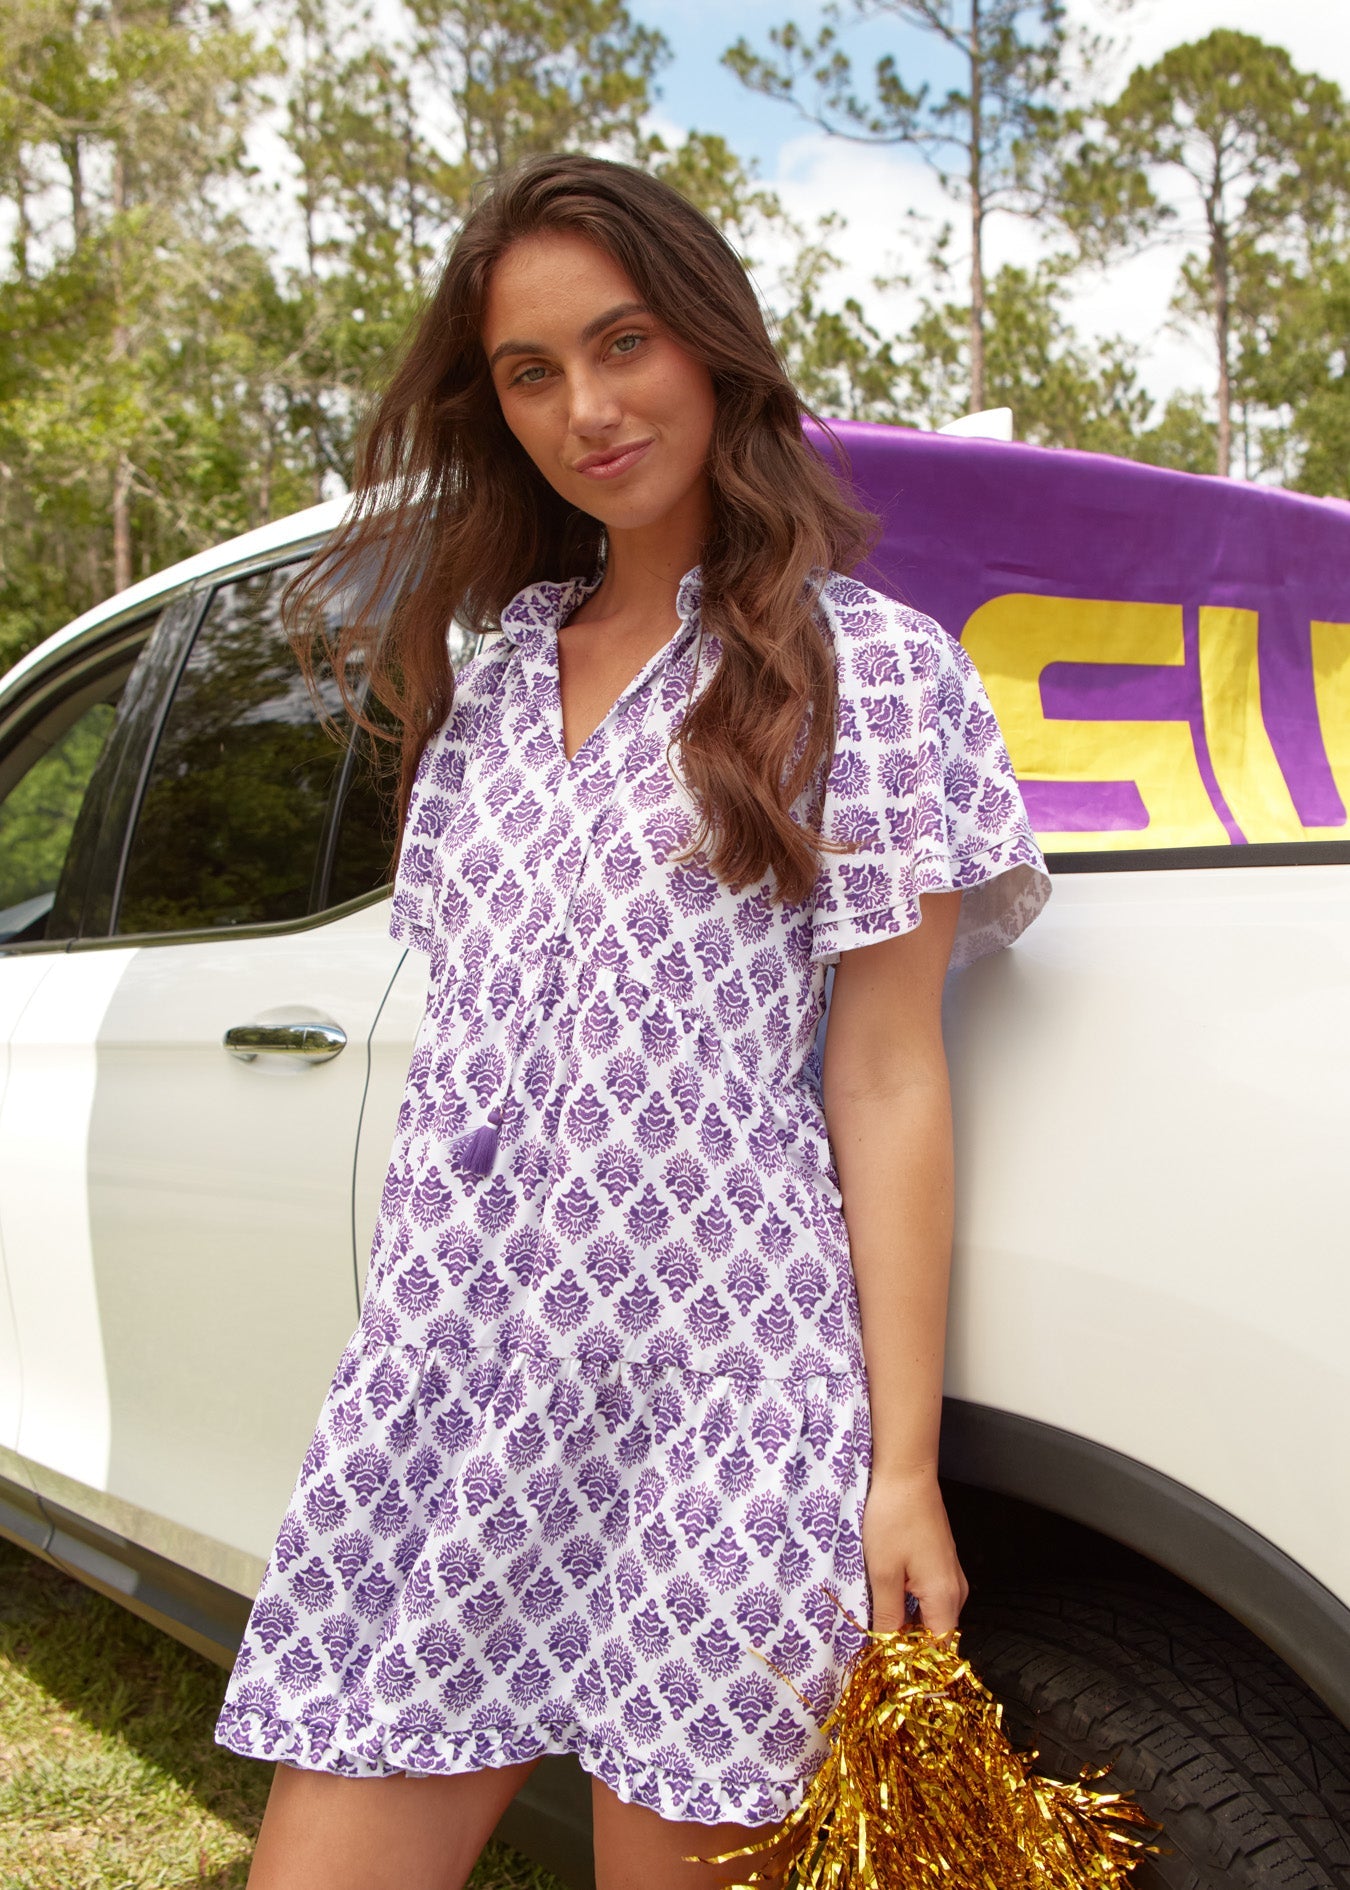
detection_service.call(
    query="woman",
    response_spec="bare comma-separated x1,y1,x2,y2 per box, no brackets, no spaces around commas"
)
215,153,1051,1889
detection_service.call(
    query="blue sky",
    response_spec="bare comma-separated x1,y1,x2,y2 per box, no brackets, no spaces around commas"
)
633,0,966,173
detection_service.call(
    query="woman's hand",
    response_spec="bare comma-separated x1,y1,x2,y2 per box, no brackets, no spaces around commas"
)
861,1466,969,1636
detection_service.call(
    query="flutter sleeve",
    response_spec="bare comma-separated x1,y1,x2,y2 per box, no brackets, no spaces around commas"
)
388,726,451,955
809,587,1052,971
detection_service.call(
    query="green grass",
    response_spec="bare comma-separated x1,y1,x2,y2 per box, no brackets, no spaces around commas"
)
0,1537,566,1889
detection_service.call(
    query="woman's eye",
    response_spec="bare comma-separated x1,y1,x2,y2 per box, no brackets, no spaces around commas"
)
611,332,643,357
513,364,548,386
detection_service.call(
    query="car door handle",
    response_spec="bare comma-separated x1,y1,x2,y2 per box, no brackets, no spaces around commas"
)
223,1021,347,1064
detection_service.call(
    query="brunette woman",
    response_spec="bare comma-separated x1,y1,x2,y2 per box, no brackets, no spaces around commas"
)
215,152,1052,1889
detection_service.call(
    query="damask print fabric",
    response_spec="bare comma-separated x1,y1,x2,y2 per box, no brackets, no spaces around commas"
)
214,567,1051,1825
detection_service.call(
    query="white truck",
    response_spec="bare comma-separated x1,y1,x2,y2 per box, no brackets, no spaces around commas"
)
0,425,1345,1886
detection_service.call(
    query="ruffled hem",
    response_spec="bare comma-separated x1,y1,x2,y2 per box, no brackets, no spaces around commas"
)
810,841,1051,969
388,906,434,955
215,1700,820,1827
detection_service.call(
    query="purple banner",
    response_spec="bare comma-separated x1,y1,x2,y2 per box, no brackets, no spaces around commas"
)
811,421,1350,851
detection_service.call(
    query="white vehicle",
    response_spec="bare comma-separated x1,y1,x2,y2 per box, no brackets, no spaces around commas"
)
0,434,1347,1887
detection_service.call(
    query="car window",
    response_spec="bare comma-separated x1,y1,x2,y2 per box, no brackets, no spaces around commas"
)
318,620,480,912
322,721,396,912
47,592,202,942
110,561,482,939
0,691,122,945
115,564,349,936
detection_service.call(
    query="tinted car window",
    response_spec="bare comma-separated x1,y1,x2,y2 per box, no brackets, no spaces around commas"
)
0,692,121,944
323,722,397,912
48,593,202,941
317,619,479,914
116,566,345,935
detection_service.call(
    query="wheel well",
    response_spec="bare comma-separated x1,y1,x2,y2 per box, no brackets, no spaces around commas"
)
938,1397,1350,1731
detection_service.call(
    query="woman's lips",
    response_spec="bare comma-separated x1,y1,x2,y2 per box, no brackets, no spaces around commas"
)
572,438,654,480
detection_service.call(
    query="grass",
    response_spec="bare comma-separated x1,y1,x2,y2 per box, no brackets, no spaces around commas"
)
0,1537,568,1890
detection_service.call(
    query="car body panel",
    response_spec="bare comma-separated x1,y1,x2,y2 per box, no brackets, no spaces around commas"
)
78,900,402,1571
353,941,430,1300
0,953,64,1456
0,947,137,1486
941,860,1350,1604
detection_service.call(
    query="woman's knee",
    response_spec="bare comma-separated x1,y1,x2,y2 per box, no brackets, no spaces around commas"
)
589,1776,786,1890
246,1756,542,1890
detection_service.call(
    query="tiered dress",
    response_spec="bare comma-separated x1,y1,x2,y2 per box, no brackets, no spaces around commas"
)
214,566,1051,1826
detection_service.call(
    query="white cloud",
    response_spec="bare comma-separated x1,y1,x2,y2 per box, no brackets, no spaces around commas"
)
1078,0,1350,90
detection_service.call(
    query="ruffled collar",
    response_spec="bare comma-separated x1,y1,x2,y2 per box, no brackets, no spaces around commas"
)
497,565,704,646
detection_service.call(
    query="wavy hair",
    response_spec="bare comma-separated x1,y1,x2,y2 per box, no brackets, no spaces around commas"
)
284,152,876,903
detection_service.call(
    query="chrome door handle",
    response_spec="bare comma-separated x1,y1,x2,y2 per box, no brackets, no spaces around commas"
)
223,1021,347,1064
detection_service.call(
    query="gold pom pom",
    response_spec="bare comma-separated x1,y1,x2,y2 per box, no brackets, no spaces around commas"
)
689,1589,1159,1888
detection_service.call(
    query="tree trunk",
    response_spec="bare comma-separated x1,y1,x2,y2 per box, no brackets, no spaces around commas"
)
1211,213,1231,477
258,417,273,526
403,89,420,275
110,121,132,593
111,451,132,594
968,0,985,413
312,395,325,505
1217,247,1225,480
14,171,32,279
105,0,134,591
61,137,86,245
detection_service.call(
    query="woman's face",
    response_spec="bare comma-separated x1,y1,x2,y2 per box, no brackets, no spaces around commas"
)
482,230,718,539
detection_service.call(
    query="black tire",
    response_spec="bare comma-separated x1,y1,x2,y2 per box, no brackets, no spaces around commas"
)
959,1578,1350,1890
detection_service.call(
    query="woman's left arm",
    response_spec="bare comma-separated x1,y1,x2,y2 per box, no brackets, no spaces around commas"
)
820,887,969,1638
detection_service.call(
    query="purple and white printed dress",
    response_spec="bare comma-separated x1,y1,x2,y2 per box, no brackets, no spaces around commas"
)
215,565,1051,1825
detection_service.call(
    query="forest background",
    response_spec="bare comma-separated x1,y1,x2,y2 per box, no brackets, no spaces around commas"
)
2,0,1348,675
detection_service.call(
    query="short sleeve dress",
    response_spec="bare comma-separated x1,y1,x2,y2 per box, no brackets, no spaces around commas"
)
214,566,1052,1827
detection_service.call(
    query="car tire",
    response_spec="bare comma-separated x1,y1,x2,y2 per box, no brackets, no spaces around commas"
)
959,1577,1350,1889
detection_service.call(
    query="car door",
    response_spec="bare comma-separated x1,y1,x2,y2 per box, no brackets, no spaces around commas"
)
1,558,406,1596
0,609,156,1546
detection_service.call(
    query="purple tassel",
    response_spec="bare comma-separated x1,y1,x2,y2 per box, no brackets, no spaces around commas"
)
453,1106,501,1176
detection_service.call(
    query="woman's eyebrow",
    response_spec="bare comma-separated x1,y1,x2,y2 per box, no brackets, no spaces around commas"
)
487,302,652,370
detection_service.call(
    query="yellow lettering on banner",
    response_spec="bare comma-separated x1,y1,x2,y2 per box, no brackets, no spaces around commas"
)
1308,621,1350,837
1197,607,1307,842
961,595,1229,851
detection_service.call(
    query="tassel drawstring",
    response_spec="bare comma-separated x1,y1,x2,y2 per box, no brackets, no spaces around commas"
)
451,1105,501,1176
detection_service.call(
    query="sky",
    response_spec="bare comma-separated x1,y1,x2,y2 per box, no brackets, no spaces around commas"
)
635,0,1350,417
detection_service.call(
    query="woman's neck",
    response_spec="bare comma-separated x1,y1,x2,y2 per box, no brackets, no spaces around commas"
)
574,486,709,628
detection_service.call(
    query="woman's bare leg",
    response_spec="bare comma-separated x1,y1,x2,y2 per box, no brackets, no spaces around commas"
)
245,1757,541,1890
591,1777,787,1890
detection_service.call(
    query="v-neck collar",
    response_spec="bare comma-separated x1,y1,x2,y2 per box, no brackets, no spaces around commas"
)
499,565,708,770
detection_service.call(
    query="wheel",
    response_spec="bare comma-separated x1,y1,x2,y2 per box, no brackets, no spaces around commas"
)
959,1577,1350,1889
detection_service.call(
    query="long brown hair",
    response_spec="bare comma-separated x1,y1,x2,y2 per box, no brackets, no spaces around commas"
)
285,153,875,902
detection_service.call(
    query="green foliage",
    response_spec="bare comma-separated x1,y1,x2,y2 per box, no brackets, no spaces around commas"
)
1054,29,1350,475
644,129,785,266
0,0,671,671
723,0,1067,200
0,0,282,654
0,699,113,910
893,259,1192,458
2,0,1349,683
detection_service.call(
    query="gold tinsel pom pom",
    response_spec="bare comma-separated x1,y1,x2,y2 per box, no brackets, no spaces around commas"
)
691,1590,1159,1888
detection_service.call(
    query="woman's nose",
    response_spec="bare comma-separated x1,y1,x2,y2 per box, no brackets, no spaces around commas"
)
566,365,622,437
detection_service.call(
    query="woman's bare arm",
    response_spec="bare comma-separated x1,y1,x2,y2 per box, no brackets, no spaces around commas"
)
820,887,969,1636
